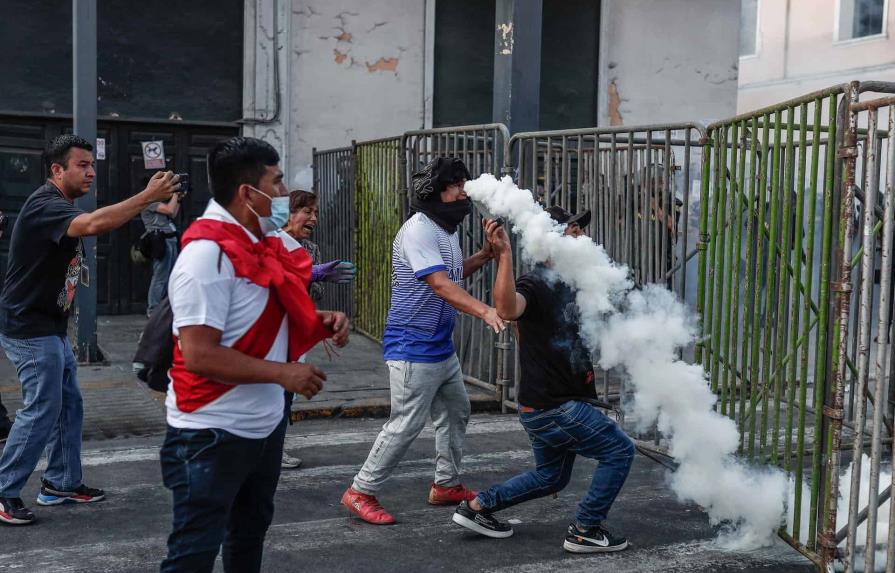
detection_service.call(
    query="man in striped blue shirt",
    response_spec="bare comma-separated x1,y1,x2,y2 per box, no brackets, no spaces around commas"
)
342,158,505,525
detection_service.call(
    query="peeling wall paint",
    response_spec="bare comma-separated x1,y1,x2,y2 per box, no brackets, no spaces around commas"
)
365,57,399,73
496,21,513,55
607,79,624,126
291,0,424,172
600,0,740,125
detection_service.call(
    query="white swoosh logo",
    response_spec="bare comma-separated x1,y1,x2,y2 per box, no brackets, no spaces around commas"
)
578,534,609,547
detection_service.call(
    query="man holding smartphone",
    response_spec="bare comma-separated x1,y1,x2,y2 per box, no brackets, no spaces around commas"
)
0,134,179,525
140,173,187,317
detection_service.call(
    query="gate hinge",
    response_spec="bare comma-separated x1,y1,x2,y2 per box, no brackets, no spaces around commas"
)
837,146,858,159
831,281,852,293
823,405,844,420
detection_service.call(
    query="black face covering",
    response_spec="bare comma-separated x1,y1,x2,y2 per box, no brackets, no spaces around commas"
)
410,194,472,234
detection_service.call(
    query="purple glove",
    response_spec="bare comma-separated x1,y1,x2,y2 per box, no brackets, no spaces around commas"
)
311,260,356,284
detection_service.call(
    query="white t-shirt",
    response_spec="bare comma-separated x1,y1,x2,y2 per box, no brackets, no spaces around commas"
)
165,200,303,439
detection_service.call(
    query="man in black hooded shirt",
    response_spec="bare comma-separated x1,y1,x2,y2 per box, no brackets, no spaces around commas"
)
452,206,635,554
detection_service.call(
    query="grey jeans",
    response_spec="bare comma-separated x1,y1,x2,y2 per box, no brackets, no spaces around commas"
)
353,354,471,494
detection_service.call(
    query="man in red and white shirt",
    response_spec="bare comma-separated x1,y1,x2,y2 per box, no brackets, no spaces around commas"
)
160,137,348,573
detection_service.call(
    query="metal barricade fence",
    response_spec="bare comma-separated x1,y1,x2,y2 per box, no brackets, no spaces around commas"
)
352,136,403,342
502,125,706,411
400,124,511,397
312,146,354,315
832,81,895,573
697,85,848,565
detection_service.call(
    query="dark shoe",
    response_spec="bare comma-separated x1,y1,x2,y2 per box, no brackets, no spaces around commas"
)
36,479,105,506
451,500,513,539
0,497,35,525
0,424,9,443
563,523,628,553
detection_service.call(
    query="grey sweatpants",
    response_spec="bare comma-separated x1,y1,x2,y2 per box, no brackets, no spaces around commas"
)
352,354,471,494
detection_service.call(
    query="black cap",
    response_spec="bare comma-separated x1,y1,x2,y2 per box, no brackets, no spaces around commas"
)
546,205,591,228
411,157,471,201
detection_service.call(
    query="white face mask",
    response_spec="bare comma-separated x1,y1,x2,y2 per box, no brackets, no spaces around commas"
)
247,187,290,234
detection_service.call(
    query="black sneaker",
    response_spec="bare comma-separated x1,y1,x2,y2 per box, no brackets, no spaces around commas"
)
563,523,628,553
36,478,105,506
0,497,35,525
451,500,513,539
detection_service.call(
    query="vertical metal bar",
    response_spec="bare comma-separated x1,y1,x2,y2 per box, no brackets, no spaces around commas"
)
73,0,100,361
794,99,822,543
726,121,745,422
662,130,672,285
816,89,844,560
845,101,878,573
739,119,758,451
785,103,808,479
695,133,714,365
718,125,736,413
883,104,895,573
704,132,723,375
626,132,636,274
863,106,891,573
771,107,797,467
679,131,692,299
709,128,729,396
748,115,771,460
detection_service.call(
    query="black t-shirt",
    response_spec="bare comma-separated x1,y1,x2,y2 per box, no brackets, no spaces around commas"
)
0,183,85,338
516,268,597,410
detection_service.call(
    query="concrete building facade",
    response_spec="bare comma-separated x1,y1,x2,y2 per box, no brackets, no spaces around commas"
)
242,0,743,187
738,0,895,112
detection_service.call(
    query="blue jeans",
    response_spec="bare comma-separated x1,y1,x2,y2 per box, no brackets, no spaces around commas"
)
148,236,178,316
0,334,83,498
476,400,635,528
160,418,286,573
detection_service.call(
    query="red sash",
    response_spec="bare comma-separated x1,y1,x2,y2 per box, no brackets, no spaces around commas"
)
170,219,331,413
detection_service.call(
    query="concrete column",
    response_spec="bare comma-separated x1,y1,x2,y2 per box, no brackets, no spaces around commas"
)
492,0,543,134
73,0,102,362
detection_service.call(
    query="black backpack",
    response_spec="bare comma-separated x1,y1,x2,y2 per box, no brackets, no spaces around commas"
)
133,297,175,392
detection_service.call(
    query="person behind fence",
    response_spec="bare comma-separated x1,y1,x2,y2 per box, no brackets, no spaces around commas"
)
451,209,635,554
341,157,506,525
140,174,183,317
279,189,355,469
159,137,349,573
0,135,179,526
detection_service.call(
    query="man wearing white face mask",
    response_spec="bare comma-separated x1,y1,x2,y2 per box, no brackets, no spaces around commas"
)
160,137,349,572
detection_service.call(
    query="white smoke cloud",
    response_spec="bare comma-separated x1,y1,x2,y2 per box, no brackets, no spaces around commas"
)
466,173,788,548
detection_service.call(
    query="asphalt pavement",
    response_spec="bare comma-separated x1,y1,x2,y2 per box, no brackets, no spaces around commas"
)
0,414,814,573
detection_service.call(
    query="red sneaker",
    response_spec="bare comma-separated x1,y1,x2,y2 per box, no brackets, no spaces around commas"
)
341,487,396,525
428,483,477,505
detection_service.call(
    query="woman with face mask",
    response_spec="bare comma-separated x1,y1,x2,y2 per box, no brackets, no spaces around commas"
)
279,190,356,469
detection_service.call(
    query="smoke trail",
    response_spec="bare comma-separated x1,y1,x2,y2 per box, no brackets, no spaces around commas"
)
466,174,787,548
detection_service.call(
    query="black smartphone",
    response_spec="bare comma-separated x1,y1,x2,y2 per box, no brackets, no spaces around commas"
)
175,173,190,196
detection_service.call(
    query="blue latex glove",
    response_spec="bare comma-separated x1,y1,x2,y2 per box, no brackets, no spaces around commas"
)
311,260,356,284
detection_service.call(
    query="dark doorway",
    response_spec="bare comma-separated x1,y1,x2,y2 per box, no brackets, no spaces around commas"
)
0,113,238,315
433,0,600,130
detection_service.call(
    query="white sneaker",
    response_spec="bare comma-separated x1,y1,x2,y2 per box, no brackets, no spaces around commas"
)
281,453,303,469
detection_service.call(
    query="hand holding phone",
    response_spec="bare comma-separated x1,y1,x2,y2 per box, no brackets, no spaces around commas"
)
175,173,190,197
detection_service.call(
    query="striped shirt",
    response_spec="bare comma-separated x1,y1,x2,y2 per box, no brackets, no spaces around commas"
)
383,213,463,362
